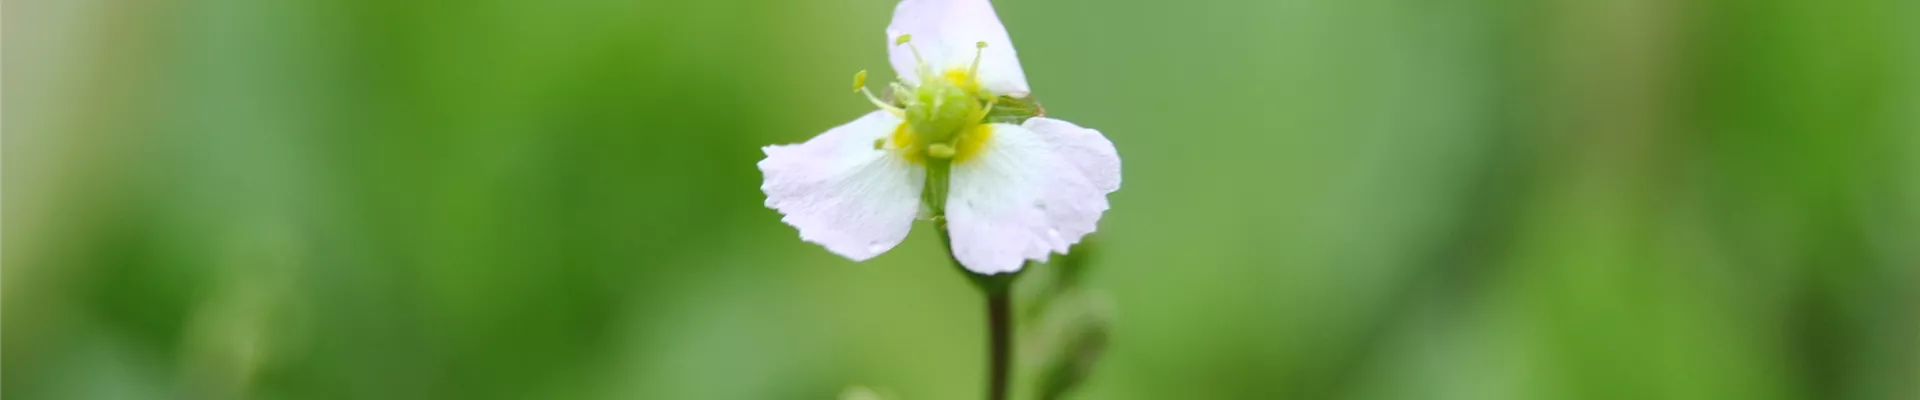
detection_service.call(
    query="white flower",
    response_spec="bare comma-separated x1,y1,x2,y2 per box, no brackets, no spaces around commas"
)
759,0,1120,275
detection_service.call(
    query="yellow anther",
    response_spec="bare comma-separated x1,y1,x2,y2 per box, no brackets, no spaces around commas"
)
852,70,868,93
926,143,956,159
895,34,913,45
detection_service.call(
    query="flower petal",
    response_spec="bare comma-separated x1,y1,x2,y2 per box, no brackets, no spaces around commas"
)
944,119,1120,274
886,0,1031,97
760,111,925,261
1024,117,1121,192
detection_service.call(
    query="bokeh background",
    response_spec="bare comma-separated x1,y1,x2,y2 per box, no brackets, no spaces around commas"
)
7,0,1919,398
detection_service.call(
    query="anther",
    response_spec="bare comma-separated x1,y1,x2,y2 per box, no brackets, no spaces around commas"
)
852,70,868,93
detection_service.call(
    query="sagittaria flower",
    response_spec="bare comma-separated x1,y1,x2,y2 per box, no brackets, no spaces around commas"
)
759,0,1120,275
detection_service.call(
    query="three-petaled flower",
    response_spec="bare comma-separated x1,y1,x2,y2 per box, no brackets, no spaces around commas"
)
759,0,1121,274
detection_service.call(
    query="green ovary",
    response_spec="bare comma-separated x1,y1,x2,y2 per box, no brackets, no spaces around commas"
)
895,68,994,165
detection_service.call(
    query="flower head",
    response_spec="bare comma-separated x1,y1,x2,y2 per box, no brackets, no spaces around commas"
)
760,0,1120,274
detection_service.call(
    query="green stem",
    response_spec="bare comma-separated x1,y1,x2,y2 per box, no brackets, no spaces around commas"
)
934,215,1021,400
924,160,951,214
985,285,1013,400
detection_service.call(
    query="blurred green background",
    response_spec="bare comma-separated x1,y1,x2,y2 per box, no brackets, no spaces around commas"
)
6,0,1919,398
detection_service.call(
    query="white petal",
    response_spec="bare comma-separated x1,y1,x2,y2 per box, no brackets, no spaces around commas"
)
945,119,1120,274
759,111,925,261
886,0,1031,97
1023,117,1121,192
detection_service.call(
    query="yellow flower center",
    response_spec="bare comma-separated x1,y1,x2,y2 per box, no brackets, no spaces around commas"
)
856,37,1000,166
943,69,982,97
887,116,994,165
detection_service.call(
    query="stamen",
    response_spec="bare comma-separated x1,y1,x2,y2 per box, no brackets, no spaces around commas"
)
896,34,927,75
859,86,905,117
850,69,902,116
968,41,987,83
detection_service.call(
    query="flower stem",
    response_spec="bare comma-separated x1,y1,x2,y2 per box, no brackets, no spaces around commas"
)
923,160,950,213
986,284,1013,400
